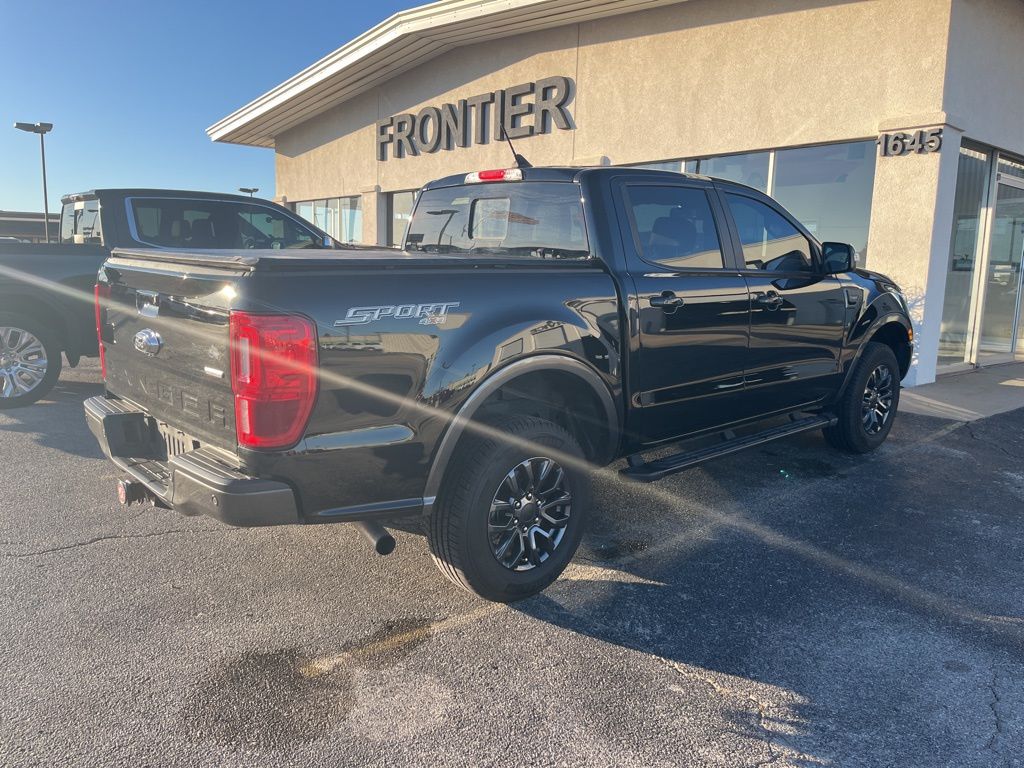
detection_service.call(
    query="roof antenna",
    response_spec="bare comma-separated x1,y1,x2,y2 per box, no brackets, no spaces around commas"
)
500,124,532,169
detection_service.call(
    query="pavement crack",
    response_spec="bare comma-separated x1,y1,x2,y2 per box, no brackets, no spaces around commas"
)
3,528,224,558
662,660,782,767
967,423,1015,459
986,669,1006,759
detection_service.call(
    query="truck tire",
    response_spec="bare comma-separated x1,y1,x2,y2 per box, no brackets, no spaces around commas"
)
0,314,63,409
824,341,900,454
428,415,591,602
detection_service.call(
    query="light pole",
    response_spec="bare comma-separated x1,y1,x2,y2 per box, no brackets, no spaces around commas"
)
14,122,54,243
239,187,258,197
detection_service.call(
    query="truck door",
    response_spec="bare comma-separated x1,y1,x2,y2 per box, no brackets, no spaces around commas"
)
618,180,752,442
717,188,847,414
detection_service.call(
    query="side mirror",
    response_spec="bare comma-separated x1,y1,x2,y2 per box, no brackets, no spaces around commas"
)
822,242,857,274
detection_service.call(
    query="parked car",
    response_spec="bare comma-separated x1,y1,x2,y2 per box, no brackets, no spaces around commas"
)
85,166,913,601
0,189,335,407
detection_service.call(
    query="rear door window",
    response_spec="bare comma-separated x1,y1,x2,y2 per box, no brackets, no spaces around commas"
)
128,198,321,249
626,185,725,269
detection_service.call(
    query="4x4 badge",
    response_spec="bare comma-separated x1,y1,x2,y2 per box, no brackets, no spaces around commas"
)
133,328,163,357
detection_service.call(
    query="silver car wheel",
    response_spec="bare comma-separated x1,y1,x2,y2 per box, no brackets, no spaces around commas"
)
0,326,49,399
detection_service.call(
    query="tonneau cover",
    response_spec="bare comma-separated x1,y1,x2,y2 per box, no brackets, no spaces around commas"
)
108,246,601,271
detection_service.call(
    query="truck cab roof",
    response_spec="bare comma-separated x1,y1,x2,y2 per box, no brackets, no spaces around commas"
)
60,188,276,206
420,165,770,196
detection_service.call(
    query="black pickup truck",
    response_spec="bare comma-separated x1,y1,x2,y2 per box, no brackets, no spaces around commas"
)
85,166,913,602
0,189,333,408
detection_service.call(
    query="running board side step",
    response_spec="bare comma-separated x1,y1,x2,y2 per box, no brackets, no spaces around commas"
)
621,414,838,483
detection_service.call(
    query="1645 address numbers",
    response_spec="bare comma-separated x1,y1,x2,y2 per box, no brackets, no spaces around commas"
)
877,128,943,157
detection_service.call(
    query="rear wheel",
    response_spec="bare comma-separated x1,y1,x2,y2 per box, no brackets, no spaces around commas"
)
824,341,900,453
0,314,62,409
428,415,590,602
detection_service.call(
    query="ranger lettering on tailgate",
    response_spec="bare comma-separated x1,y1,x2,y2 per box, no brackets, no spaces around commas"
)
123,371,230,429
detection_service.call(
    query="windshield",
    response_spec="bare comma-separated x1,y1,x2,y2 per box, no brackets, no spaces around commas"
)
404,181,589,259
128,198,325,249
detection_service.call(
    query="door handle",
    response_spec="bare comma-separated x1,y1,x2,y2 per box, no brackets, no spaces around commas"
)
650,291,685,311
755,291,784,310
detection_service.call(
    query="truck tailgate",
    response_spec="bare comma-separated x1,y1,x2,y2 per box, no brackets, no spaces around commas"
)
101,255,244,451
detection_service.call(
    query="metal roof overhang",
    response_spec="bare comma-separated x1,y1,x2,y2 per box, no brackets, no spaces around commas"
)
207,0,688,148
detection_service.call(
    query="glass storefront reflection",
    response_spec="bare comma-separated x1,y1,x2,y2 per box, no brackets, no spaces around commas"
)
293,196,363,242
389,190,418,247
939,146,991,366
771,141,876,257
977,182,1024,361
698,152,770,192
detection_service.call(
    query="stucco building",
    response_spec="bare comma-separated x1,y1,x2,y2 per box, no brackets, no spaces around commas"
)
208,0,1024,385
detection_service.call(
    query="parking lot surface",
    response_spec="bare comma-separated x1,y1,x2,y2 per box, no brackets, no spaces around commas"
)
2,361,1023,767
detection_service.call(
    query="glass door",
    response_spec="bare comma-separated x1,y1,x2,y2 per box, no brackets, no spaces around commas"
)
975,174,1024,364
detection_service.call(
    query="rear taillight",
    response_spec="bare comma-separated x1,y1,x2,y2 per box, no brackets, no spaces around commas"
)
229,312,318,450
94,283,110,380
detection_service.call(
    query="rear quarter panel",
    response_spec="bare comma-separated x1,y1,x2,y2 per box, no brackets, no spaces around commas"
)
239,262,623,516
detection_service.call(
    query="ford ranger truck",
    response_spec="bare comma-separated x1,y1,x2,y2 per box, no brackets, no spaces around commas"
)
85,166,913,602
0,189,335,408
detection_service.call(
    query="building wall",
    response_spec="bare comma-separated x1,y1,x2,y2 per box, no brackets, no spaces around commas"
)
573,0,951,164
275,0,955,202
944,0,1024,154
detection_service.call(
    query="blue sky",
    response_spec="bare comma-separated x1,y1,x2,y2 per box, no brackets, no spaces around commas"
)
0,0,419,213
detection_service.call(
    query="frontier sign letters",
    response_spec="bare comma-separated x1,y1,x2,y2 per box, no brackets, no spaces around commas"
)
375,76,575,161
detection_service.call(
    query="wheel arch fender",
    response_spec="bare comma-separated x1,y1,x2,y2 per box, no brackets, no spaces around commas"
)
422,354,620,506
840,311,913,396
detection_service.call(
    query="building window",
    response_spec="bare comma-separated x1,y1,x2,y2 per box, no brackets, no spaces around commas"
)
293,196,363,242
630,160,684,173
698,152,770,192
939,146,991,367
771,141,876,258
337,197,363,243
623,140,877,260
998,156,1024,181
388,190,417,247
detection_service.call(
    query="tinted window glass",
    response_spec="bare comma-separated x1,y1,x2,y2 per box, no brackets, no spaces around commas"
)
628,186,724,269
725,193,813,272
129,199,319,249
404,182,588,259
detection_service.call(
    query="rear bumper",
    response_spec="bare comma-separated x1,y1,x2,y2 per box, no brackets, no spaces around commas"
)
84,395,299,527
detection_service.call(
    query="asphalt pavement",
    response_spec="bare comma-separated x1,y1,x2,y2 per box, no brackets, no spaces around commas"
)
1,360,1023,767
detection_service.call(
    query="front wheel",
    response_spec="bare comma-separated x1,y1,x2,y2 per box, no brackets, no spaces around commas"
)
428,415,591,602
0,315,63,409
824,341,901,453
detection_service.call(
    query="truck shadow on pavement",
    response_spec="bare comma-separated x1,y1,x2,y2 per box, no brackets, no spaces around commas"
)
512,410,1024,765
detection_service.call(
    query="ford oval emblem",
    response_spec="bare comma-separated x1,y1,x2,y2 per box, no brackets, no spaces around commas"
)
133,328,163,357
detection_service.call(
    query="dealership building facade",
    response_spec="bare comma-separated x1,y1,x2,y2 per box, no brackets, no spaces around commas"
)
209,0,1024,385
